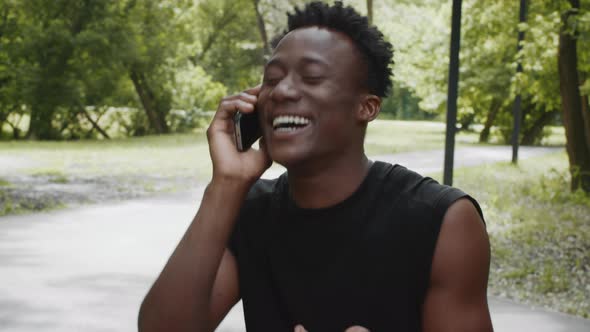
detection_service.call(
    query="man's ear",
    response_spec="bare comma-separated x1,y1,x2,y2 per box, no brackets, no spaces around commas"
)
356,94,381,123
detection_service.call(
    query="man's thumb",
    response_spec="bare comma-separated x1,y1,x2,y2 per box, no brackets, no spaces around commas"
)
294,324,308,332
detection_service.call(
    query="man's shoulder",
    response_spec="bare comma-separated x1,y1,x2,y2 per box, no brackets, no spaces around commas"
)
374,161,467,212
375,161,445,197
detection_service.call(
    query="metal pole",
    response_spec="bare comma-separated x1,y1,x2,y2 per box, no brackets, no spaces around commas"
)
443,0,462,186
512,0,527,164
367,0,373,25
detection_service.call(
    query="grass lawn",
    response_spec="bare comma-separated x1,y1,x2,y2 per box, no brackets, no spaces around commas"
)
0,133,208,215
0,119,565,180
0,119,484,215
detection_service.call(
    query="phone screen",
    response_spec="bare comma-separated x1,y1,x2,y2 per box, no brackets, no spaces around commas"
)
234,110,262,151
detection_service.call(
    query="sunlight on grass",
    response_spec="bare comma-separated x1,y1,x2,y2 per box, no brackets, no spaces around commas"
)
1,120,463,180
1,120,565,181
541,126,567,146
365,120,480,155
0,131,212,180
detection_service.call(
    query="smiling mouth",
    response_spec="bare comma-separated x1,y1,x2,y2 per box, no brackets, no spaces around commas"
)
272,115,311,132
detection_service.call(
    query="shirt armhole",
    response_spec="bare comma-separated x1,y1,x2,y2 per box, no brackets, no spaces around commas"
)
434,187,485,226
227,220,240,259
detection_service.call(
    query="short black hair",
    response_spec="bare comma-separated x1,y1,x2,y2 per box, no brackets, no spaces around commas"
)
272,1,394,98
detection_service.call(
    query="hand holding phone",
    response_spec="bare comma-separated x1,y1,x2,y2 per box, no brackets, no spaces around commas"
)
206,85,270,185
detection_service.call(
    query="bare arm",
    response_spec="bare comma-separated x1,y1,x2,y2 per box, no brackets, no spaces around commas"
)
422,198,493,332
138,86,271,332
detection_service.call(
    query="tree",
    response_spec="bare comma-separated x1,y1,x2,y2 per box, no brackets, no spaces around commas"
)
253,0,272,56
376,0,565,144
461,1,518,139
188,0,263,92
0,1,23,138
121,0,196,135
0,1,141,140
11,0,134,140
558,0,590,191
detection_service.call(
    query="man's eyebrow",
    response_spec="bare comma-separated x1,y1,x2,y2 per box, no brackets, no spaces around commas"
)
299,55,329,67
264,55,329,69
264,57,283,69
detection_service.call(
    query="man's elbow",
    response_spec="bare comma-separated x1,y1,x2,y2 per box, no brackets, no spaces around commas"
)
137,295,209,332
137,295,168,332
137,295,153,332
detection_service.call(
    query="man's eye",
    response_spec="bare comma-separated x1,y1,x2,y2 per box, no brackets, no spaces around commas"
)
302,76,324,84
263,77,281,86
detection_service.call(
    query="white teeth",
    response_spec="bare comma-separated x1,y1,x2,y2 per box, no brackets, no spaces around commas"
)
272,115,310,128
276,127,297,132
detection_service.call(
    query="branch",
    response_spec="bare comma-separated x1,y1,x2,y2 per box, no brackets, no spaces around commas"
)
252,0,271,55
190,2,239,64
81,107,110,139
0,5,9,39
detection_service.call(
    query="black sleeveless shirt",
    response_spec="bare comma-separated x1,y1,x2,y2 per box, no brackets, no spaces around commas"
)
229,161,483,332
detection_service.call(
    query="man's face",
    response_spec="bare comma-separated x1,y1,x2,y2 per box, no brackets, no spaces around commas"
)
257,26,367,169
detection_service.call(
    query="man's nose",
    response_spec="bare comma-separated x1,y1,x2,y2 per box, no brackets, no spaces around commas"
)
270,74,301,102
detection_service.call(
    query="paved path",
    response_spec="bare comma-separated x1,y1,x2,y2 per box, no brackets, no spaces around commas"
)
2,146,588,332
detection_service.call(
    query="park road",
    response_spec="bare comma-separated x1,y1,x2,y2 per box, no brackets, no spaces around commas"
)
1,146,589,332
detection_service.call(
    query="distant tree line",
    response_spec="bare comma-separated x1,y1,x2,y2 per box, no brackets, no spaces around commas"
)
0,0,588,190
378,0,590,191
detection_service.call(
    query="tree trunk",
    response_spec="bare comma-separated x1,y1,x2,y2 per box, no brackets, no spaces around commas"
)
129,69,169,134
367,0,373,25
252,0,271,56
520,110,557,146
7,122,20,139
80,106,110,139
26,105,57,140
558,1,590,192
479,99,501,142
25,3,89,141
458,112,475,132
581,94,590,150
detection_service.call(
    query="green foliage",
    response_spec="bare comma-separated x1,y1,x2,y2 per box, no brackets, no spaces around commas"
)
373,0,580,143
1,0,586,142
0,1,137,139
380,85,434,120
189,0,266,92
0,0,231,139
169,63,227,112
376,1,450,114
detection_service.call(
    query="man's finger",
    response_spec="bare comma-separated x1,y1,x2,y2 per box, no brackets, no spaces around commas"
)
294,324,308,332
223,92,257,104
249,138,272,170
212,99,255,123
344,326,370,332
244,84,262,96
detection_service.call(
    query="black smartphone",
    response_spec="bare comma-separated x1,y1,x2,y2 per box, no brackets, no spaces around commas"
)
233,110,262,151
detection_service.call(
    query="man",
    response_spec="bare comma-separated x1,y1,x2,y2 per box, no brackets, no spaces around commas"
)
138,2,493,331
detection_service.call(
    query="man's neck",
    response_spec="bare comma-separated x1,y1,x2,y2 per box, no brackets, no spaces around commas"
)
286,154,373,209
